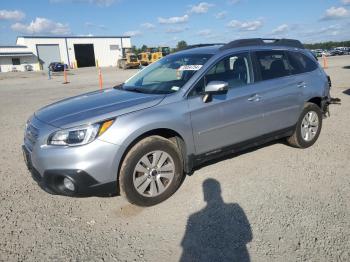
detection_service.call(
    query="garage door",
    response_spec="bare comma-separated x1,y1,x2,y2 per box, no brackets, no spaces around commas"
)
74,44,96,68
36,44,61,70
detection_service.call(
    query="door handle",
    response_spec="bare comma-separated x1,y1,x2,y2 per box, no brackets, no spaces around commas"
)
297,81,307,88
248,94,261,102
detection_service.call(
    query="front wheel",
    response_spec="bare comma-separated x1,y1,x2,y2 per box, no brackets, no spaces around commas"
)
119,136,184,206
287,102,323,148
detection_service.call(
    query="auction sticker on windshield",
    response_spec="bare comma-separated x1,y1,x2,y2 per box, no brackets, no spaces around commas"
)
178,65,203,71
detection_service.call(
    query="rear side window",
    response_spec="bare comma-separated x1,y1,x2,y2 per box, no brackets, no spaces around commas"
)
287,51,318,74
255,51,290,80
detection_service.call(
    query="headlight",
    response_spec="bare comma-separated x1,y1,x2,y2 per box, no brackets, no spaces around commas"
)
48,119,114,146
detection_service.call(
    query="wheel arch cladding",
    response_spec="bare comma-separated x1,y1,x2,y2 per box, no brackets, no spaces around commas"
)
116,128,187,187
307,97,322,108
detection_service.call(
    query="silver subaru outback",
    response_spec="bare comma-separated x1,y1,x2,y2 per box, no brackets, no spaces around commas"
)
23,38,338,206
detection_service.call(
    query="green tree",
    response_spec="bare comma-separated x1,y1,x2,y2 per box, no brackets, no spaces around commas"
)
304,40,350,50
140,45,148,52
176,40,188,51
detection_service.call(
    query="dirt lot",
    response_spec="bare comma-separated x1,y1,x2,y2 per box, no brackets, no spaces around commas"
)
0,56,349,262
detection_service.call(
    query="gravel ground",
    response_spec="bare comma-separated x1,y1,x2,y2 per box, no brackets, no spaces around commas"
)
0,56,349,262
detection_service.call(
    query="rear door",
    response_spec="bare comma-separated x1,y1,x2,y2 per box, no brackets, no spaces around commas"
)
187,52,266,155
286,50,322,102
253,50,303,134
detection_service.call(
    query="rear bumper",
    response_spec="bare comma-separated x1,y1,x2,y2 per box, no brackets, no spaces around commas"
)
321,96,330,116
321,96,341,117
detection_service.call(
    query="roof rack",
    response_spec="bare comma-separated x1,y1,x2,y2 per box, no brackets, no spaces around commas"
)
220,38,305,50
184,43,225,50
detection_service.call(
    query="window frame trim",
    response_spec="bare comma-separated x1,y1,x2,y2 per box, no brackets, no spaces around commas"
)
286,50,319,76
186,50,255,98
252,49,294,82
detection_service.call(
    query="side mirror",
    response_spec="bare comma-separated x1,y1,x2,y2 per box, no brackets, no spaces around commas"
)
203,81,228,103
205,81,229,94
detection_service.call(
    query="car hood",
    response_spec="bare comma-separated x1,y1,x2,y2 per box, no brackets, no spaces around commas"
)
35,88,165,128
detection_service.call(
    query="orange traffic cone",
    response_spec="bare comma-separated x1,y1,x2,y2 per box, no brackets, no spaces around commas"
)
98,67,103,90
63,67,69,84
323,54,328,69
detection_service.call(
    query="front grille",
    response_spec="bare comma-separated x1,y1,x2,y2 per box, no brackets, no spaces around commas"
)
24,123,39,151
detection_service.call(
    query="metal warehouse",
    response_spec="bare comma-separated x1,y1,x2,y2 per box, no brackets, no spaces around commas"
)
0,35,131,72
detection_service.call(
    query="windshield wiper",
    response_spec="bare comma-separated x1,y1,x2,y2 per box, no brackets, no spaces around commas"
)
113,83,124,89
114,83,146,93
122,87,146,93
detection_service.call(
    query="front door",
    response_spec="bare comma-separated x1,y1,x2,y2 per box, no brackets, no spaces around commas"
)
188,52,266,155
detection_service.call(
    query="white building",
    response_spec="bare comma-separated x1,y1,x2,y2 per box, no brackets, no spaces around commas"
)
0,45,38,72
0,35,131,72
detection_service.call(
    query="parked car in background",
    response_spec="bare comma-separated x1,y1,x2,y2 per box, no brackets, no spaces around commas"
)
24,64,33,71
313,49,323,57
322,50,331,57
48,62,68,72
335,47,350,55
329,49,344,56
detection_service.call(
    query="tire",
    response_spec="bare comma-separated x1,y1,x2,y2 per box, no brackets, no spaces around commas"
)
119,136,184,206
287,102,323,148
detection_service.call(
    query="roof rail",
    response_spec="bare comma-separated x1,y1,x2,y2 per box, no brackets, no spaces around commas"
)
220,38,305,50
184,43,225,50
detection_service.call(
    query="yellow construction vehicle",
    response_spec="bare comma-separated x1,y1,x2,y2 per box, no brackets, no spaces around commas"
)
117,48,140,69
147,47,160,63
137,52,151,66
138,46,171,66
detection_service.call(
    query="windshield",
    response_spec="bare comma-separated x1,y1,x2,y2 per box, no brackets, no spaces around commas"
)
122,53,212,94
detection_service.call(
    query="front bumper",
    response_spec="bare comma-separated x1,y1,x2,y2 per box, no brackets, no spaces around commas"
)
22,143,121,197
22,116,125,197
22,150,117,196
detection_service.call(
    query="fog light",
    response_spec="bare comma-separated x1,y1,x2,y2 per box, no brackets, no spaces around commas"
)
63,177,75,191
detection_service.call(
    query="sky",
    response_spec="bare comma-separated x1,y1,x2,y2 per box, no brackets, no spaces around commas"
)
1,0,350,47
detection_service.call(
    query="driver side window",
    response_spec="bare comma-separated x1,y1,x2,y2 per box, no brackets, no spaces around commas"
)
190,52,252,96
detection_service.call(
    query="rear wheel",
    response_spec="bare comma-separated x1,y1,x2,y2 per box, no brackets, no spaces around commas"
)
287,102,322,148
119,136,184,206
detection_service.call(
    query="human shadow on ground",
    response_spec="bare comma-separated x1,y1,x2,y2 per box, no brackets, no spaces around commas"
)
343,88,350,95
180,179,252,262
